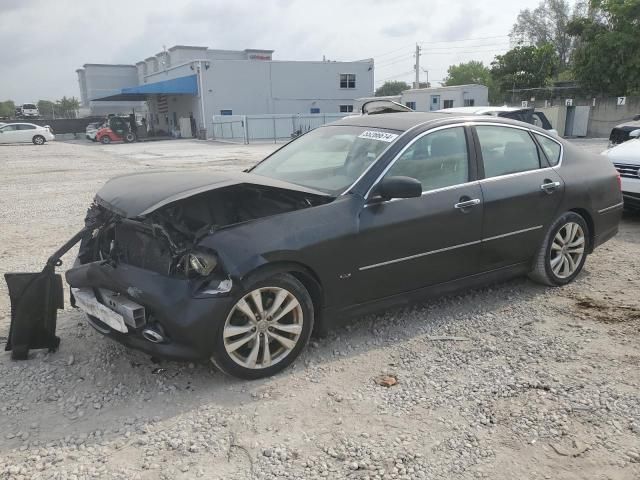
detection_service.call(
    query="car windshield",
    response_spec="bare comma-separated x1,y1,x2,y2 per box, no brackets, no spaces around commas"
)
251,125,400,195
23,104,36,109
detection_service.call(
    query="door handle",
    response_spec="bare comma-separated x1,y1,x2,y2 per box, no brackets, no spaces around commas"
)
454,198,481,209
540,181,561,192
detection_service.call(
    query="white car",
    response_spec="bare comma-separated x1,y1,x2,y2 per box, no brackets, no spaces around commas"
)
0,123,55,145
437,106,558,136
602,129,640,210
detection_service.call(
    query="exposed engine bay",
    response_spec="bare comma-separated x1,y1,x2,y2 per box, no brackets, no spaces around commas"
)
79,183,333,278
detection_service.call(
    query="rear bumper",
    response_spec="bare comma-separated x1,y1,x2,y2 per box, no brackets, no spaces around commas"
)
66,261,235,361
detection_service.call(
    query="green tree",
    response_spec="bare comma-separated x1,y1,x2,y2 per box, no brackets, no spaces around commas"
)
375,81,411,97
55,96,81,118
444,61,492,86
490,45,559,101
567,0,640,95
0,100,15,118
445,61,501,104
37,100,56,118
510,0,587,70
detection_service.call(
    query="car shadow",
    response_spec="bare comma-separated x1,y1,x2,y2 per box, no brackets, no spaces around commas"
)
0,271,554,455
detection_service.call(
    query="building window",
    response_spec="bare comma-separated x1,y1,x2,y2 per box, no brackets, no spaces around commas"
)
464,99,475,107
220,109,233,116
310,107,320,114
339,105,354,113
340,74,356,89
443,100,454,109
405,101,416,110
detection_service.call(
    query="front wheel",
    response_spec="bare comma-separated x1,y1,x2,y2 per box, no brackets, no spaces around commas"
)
210,273,314,379
529,212,589,286
100,136,111,144
32,135,45,145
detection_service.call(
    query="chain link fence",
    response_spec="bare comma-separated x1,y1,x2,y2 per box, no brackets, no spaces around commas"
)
212,113,349,144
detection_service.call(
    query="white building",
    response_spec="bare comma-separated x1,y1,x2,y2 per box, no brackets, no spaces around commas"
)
76,45,374,137
401,84,488,112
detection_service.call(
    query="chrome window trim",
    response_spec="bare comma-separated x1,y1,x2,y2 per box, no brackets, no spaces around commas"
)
339,117,447,196
362,121,565,201
597,202,624,214
364,123,471,199
473,122,564,169
359,224,544,271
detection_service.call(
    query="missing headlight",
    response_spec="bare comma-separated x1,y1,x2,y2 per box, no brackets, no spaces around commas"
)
187,250,218,276
178,250,218,277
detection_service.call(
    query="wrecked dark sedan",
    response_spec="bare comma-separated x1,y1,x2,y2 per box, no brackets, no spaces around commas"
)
66,112,622,379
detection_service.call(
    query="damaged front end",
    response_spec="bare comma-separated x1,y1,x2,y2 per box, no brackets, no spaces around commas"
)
66,180,331,360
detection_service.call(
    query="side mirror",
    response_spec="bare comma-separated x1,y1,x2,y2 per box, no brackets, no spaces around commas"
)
629,129,640,139
371,176,422,201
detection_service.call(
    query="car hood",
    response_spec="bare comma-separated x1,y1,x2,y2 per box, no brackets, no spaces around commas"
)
602,139,640,164
95,170,331,218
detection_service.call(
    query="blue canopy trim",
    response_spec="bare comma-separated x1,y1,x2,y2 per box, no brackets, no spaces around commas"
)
92,75,198,101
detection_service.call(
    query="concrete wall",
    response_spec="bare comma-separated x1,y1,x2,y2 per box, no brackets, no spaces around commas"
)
587,97,640,137
401,85,489,111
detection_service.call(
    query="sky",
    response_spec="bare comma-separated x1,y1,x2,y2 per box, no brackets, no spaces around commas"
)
0,0,537,103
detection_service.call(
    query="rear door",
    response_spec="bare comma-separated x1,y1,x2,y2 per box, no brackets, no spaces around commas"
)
353,125,484,303
17,124,37,142
473,124,564,268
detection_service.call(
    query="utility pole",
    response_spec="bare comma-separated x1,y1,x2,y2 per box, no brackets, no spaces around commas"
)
413,43,422,89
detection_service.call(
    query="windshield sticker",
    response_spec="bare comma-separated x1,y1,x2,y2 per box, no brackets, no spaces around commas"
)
358,130,399,142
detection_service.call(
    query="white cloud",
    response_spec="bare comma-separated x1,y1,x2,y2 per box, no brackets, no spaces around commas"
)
0,0,534,102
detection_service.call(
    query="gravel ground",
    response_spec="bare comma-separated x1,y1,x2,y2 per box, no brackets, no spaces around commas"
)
0,138,638,480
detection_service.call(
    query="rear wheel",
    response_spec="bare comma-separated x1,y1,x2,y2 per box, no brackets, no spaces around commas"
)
529,212,589,286
100,135,111,144
32,135,45,145
210,273,314,379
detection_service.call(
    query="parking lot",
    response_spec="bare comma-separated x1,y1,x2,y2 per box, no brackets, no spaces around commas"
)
1,138,639,479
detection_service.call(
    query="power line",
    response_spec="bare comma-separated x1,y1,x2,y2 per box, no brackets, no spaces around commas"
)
419,35,509,45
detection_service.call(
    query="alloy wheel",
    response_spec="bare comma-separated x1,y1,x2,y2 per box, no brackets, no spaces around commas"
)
222,287,304,369
550,222,585,279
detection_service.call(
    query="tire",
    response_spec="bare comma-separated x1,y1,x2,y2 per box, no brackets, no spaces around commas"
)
124,132,136,143
32,135,45,145
210,273,314,380
100,136,111,144
529,211,589,286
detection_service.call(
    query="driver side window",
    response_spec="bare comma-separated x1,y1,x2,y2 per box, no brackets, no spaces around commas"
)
384,127,469,191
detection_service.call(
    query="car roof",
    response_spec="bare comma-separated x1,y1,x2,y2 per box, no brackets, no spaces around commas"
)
332,112,453,131
330,111,551,135
1,122,38,126
437,106,524,114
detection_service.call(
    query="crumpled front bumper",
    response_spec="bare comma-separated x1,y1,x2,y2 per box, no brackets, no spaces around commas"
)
66,261,235,361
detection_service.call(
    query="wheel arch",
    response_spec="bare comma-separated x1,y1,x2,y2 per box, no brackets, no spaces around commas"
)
569,207,595,253
241,261,326,334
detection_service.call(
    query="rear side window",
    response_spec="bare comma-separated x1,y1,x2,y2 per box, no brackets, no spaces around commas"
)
534,133,561,166
17,124,36,130
476,126,540,178
385,127,469,191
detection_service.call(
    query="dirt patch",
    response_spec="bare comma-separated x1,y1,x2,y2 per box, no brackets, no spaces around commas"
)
573,296,640,323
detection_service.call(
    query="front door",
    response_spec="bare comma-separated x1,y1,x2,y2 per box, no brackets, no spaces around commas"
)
430,95,441,111
473,124,565,268
353,126,484,304
0,124,20,143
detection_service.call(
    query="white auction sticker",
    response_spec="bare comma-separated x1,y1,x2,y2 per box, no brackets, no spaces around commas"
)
358,130,399,142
